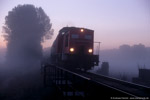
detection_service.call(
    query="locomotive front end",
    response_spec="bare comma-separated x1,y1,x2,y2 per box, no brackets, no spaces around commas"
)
69,28,94,55
62,27,99,70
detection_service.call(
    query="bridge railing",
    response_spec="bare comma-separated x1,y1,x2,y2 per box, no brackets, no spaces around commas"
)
41,64,137,100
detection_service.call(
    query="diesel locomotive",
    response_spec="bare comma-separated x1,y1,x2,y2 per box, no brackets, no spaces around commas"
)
50,27,99,71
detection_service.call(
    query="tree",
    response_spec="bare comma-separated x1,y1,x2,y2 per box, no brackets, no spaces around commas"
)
3,4,53,67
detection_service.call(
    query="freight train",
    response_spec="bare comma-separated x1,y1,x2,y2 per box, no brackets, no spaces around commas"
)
50,27,99,71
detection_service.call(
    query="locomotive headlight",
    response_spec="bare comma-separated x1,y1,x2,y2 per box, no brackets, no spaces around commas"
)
88,49,92,53
80,29,84,32
70,48,74,52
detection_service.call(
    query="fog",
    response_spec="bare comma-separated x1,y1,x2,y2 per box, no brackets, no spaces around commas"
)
100,44,150,80
0,4,149,99
1,42,150,98
0,48,6,63
0,4,53,100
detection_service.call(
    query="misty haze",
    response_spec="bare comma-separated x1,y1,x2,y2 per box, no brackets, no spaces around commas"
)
0,0,150,99
99,44,150,80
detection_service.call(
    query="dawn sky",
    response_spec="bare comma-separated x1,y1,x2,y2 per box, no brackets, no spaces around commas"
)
0,0,150,50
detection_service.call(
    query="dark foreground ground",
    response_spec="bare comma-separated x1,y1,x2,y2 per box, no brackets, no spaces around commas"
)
0,67,64,100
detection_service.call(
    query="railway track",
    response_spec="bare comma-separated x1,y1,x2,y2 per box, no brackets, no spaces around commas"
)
43,65,150,99
88,72,149,96
64,67,150,97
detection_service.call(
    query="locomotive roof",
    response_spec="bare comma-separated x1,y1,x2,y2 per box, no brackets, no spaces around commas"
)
59,27,94,33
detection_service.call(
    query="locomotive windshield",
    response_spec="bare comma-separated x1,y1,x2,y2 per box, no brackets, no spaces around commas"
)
71,34,79,39
84,35,92,40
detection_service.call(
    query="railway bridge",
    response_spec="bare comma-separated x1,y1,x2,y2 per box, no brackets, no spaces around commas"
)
41,64,150,100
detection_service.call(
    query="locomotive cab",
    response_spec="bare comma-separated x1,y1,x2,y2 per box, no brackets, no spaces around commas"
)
63,28,93,54
51,27,99,71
